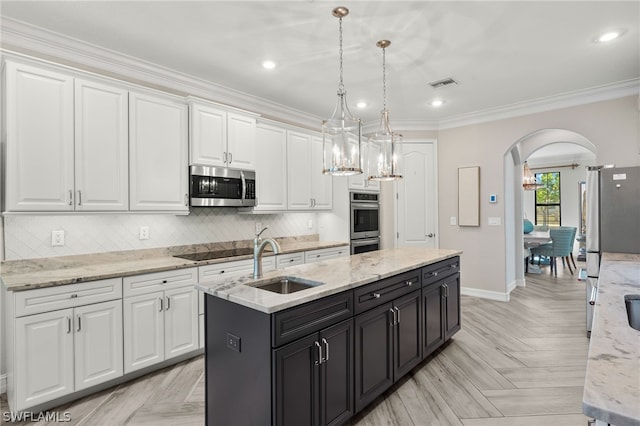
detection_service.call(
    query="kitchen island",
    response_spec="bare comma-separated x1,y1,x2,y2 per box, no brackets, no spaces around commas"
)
583,252,640,426
196,247,462,426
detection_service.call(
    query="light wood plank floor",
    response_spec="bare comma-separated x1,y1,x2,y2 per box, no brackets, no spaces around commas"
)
1,262,590,425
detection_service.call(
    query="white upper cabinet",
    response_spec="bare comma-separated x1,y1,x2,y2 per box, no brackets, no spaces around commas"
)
189,99,256,170
286,131,332,210
4,61,75,211
254,122,287,211
74,79,129,211
129,92,189,212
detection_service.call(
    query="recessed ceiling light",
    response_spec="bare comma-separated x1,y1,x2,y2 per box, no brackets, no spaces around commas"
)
356,101,367,109
262,60,276,69
431,99,444,107
595,30,623,43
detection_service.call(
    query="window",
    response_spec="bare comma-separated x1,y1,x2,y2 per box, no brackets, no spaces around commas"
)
535,172,561,226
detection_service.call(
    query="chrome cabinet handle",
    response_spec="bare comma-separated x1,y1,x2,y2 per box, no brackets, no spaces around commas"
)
315,341,322,365
228,152,232,164
389,308,396,326
395,306,400,324
372,292,381,299
166,296,171,310
68,190,73,206
589,287,597,305
77,315,82,332
432,271,438,277
451,264,458,269
66,316,71,334
406,280,412,286
77,190,82,206
223,152,227,163
322,338,329,362
158,297,163,312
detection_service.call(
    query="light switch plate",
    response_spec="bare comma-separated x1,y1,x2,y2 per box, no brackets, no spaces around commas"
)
51,230,65,246
488,217,501,226
450,216,457,226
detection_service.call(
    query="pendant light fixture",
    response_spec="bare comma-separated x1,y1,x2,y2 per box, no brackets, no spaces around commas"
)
522,161,544,190
322,6,363,176
368,40,402,181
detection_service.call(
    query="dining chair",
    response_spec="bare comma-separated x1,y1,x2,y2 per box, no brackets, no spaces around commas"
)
530,227,577,276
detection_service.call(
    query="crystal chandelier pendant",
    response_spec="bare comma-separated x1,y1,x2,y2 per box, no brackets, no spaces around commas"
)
322,6,363,176
369,40,402,181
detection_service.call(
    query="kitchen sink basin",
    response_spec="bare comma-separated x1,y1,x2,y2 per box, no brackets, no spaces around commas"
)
248,276,324,294
625,294,640,331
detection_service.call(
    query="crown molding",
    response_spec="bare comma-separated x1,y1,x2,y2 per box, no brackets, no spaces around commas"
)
1,16,637,133
0,17,321,129
437,79,640,130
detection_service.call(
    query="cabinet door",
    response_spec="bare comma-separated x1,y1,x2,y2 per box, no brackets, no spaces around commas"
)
129,92,188,211
75,79,129,211
444,274,461,340
422,282,445,358
311,136,333,210
164,287,199,359
354,303,393,412
319,319,354,426
123,291,164,373
274,333,319,426
15,309,74,410
74,300,123,391
4,61,74,211
393,290,422,378
227,112,256,170
255,123,288,210
189,102,226,166
287,131,313,210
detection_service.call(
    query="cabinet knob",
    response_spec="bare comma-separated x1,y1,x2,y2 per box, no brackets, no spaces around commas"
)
373,292,381,299
406,280,412,286
432,272,438,277
70,294,78,299
162,280,168,284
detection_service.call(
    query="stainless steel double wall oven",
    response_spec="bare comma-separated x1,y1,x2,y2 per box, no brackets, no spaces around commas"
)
350,192,380,254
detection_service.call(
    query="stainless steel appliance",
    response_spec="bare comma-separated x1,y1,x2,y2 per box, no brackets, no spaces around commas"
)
585,165,640,336
350,192,380,254
190,165,256,207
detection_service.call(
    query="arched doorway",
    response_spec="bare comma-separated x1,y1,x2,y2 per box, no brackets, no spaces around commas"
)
503,129,597,292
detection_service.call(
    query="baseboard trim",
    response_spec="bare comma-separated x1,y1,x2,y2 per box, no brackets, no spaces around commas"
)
461,286,510,302
1,373,6,395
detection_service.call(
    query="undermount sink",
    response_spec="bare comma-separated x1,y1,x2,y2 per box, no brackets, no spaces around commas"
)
625,294,640,331
248,276,324,294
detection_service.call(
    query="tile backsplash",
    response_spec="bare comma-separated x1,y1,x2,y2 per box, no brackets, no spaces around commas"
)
2,209,317,260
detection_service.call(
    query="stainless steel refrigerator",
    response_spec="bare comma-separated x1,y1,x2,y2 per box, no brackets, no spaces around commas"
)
585,165,640,336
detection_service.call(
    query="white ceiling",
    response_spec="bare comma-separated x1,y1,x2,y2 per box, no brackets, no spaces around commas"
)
1,1,638,128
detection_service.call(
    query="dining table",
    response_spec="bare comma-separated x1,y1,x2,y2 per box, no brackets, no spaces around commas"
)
524,230,552,273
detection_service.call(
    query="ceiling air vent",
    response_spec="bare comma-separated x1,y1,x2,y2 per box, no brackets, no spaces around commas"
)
428,78,458,88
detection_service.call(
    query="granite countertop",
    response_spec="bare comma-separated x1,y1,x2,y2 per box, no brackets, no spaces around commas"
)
195,247,462,314
583,252,640,426
1,236,349,292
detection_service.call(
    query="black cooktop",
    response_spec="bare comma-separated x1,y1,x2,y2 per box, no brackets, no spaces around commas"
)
173,247,254,262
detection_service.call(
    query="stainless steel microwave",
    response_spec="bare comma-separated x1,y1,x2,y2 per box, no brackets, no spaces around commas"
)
190,165,256,207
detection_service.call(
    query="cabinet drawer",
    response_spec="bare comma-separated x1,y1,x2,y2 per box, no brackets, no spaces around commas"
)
272,290,353,347
421,257,460,286
304,246,349,264
354,269,421,315
199,258,276,282
14,278,123,317
123,267,197,297
276,252,305,269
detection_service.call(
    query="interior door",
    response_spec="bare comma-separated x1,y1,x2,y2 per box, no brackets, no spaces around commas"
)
396,142,437,248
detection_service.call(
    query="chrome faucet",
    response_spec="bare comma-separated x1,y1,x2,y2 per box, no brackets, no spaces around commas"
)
253,226,281,279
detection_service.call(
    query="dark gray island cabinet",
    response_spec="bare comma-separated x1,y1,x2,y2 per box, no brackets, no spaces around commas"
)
204,255,460,426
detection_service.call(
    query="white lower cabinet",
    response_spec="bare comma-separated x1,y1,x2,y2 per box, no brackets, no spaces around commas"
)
123,268,199,374
8,279,123,412
304,246,350,263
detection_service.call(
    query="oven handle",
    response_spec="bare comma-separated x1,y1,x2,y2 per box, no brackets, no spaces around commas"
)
351,202,379,210
351,238,381,247
589,286,598,305
240,171,246,201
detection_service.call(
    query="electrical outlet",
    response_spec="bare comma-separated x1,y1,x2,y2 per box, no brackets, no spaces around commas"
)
51,230,65,246
226,332,241,352
139,226,150,240
450,216,457,226
255,222,263,234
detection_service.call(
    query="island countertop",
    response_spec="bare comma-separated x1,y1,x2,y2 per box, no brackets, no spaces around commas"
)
583,252,640,426
195,247,462,314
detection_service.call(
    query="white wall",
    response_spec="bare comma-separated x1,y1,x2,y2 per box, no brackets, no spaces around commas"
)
437,95,640,296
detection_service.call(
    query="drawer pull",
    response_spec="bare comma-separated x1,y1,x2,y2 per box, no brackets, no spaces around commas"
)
158,297,164,312
70,294,78,299
66,316,71,334
166,296,171,310
406,280,412,286
220,270,225,274
432,272,438,277
394,306,400,325
76,315,82,332
451,264,458,269
389,308,396,326
162,280,168,284
322,338,329,362
372,292,381,299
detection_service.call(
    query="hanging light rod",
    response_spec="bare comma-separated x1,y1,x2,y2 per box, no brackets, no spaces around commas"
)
321,6,363,176
529,163,580,171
